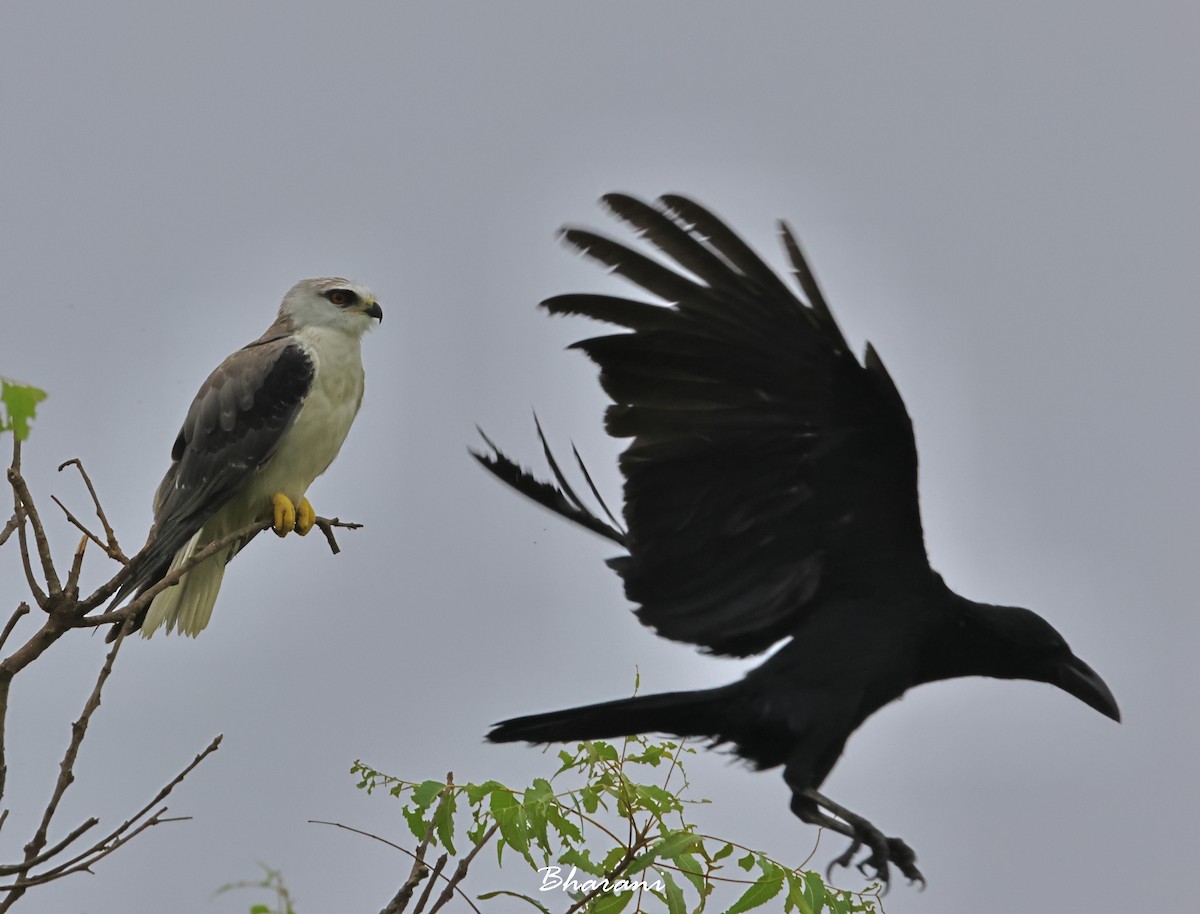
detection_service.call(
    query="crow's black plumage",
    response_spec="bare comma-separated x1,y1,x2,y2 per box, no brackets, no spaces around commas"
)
476,193,1120,885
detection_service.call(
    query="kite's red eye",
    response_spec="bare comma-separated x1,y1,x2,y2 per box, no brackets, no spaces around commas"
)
325,289,355,307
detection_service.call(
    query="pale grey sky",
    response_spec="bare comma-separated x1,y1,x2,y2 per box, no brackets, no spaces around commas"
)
1,2,1196,913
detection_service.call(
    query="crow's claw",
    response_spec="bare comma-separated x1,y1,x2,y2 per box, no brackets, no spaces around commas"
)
826,839,862,881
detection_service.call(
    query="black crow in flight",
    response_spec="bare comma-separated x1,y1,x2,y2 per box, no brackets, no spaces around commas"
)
475,193,1120,886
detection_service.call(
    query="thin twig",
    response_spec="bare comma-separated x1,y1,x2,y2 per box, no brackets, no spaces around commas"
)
426,823,498,914
380,773,454,914
0,607,28,655
0,515,17,549
79,514,363,618
411,853,448,914
1,623,129,902
9,442,48,609
314,516,362,555
310,820,486,914
0,817,98,877
0,735,221,895
49,496,111,562
8,452,61,600
64,536,87,597
56,459,126,562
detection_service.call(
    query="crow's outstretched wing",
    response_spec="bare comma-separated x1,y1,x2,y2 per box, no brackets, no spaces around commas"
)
482,194,929,657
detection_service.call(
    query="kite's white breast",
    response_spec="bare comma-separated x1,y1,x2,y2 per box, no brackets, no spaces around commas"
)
245,325,366,508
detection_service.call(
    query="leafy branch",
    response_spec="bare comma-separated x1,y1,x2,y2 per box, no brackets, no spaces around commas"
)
335,735,883,914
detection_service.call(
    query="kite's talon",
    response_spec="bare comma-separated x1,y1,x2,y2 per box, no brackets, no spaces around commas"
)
272,492,296,536
296,497,316,536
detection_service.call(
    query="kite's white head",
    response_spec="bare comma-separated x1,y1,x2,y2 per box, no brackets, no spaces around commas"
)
279,277,382,335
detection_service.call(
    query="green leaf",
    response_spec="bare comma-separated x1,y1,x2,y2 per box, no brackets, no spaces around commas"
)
490,787,529,855
412,779,444,809
249,906,271,914
712,842,735,862
801,870,826,913
560,847,603,876
468,779,505,806
0,381,46,441
724,867,784,914
523,778,554,852
737,852,756,872
402,805,428,842
625,743,666,767
660,868,687,914
580,785,601,814
601,845,628,872
784,871,813,914
589,889,634,914
583,741,620,764
434,788,457,854
557,748,581,774
477,889,553,913
651,831,700,859
671,852,707,896
545,803,584,845
632,783,680,814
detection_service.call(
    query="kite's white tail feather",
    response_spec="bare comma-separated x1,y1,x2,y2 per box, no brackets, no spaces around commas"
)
141,531,228,638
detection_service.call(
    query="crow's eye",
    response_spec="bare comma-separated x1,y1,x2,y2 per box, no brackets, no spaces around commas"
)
325,289,357,307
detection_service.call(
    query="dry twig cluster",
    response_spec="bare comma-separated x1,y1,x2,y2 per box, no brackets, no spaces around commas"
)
0,437,358,909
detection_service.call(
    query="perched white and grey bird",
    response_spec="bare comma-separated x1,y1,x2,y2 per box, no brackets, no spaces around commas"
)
110,278,382,638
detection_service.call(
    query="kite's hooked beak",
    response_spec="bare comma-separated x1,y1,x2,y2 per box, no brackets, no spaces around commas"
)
364,301,383,322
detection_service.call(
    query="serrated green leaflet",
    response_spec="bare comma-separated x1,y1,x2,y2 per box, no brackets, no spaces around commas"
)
402,805,427,842
590,888,635,914
725,867,784,914
412,779,443,809
490,787,529,855
671,852,707,896
660,868,687,914
523,777,554,853
560,846,602,876
476,889,552,913
434,789,457,854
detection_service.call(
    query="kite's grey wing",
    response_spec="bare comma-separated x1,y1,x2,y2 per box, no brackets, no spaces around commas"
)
114,335,314,604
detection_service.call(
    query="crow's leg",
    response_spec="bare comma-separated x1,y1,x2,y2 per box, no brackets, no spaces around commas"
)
790,788,925,888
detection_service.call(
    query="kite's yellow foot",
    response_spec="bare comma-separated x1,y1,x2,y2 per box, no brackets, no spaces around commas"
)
295,497,316,536
271,492,296,537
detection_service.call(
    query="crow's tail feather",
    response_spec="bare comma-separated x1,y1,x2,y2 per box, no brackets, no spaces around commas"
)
487,686,734,745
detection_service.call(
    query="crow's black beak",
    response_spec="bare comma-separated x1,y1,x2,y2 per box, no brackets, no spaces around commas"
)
1056,653,1120,722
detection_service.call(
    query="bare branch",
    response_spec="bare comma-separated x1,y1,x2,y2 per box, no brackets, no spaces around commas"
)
0,624,129,904
0,515,17,549
8,445,48,609
64,536,88,597
79,513,362,620
56,459,126,562
0,606,28,655
309,819,487,914
410,853,447,914
314,516,362,555
426,823,498,914
50,496,111,562
8,446,61,600
0,817,98,876
0,735,221,895
31,622,127,854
